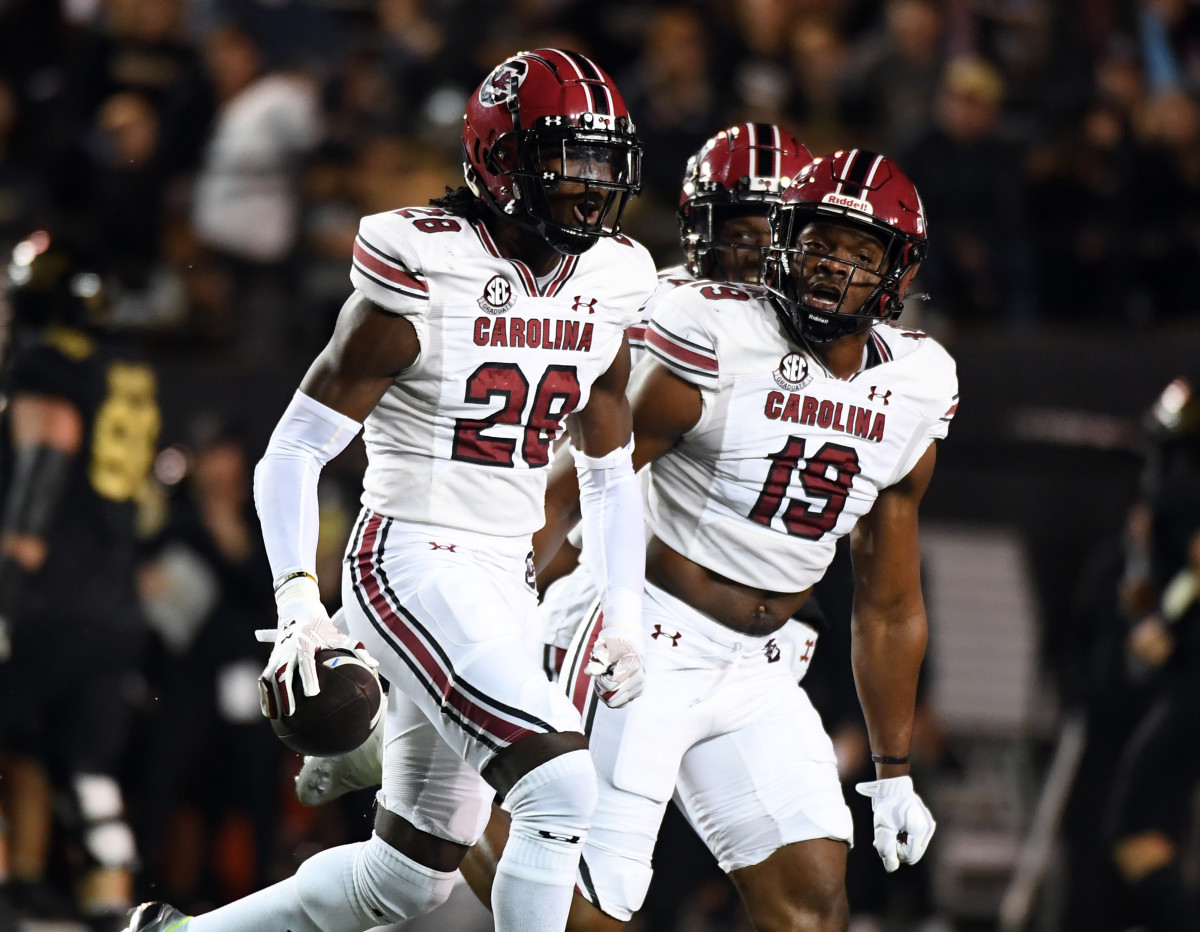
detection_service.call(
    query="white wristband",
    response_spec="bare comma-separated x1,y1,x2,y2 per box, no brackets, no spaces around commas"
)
275,575,321,607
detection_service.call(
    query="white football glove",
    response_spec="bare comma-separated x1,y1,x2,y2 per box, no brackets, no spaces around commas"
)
255,577,377,718
855,775,936,872
584,628,645,709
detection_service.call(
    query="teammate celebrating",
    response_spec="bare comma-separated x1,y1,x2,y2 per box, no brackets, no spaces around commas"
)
532,148,955,930
541,122,817,670
125,48,656,932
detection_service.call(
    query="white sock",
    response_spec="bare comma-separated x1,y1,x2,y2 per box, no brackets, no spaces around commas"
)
492,750,598,932
184,873,336,932
186,835,454,932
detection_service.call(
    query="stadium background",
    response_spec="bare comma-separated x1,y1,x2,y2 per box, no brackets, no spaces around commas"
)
2,0,1200,929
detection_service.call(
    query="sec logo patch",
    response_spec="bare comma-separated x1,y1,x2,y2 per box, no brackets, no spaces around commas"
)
773,352,812,390
478,274,516,314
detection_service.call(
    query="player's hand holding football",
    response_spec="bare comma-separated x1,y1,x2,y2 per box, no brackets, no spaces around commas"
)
855,775,936,872
585,630,644,708
256,574,377,717
585,592,646,708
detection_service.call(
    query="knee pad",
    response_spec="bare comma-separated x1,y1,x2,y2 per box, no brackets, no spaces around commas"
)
576,790,658,922
296,835,456,928
354,833,456,922
500,749,598,884
66,774,137,870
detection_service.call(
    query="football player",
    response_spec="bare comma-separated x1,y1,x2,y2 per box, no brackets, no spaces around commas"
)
124,48,656,932
289,122,816,798
0,231,160,930
271,143,951,932
528,148,955,930
540,122,819,679
290,125,862,928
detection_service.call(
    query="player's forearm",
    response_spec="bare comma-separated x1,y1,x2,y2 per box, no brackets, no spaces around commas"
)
533,447,583,573
574,441,645,641
851,606,927,778
253,391,362,588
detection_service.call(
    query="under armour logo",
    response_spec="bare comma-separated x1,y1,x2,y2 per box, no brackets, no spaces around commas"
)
651,624,681,646
764,638,781,663
572,295,598,314
538,829,580,843
428,542,457,552
868,386,891,405
800,639,814,662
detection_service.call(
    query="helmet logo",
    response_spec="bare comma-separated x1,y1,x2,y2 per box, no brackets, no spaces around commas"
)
821,192,873,215
773,352,812,390
479,60,528,107
478,274,516,314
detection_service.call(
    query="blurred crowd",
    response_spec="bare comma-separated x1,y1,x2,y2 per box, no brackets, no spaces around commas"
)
2,0,1200,357
3,0,1200,930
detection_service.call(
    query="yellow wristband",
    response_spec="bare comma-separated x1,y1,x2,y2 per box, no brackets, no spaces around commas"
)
274,570,317,592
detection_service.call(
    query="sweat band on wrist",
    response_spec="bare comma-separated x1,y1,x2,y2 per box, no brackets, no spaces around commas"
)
274,570,318,592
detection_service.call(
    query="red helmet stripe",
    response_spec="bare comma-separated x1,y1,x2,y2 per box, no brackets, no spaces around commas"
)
862,153,885,190
546,47,585,78
752,122,778,180
532,49,594,111
839,149,876,198
835,149,859,196
562,50,613,115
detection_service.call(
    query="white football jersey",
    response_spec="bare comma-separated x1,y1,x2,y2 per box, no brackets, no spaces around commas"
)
628,265,695,367
349,207,657,538
644,282,958,592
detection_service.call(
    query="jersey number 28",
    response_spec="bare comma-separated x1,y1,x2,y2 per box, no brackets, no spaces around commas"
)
452,363,581,467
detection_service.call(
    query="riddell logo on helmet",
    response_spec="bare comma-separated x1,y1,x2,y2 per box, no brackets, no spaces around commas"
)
821,193,874,215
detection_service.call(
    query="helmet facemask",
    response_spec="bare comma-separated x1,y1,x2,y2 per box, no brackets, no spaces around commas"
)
484,120,641,255
681,202,774,284
764,205,925,343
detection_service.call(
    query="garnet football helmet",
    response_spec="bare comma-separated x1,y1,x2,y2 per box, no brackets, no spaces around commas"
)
763,149,927,343
463,48,642,255
678,124,812,280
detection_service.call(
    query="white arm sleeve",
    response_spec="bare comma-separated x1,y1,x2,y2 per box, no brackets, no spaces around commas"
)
253,390,363,589
572,441,645,645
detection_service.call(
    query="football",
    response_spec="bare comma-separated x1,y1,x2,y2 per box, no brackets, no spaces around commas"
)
267,649,383,757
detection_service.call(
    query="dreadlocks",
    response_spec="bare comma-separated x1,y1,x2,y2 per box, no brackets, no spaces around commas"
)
428,186,489,223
